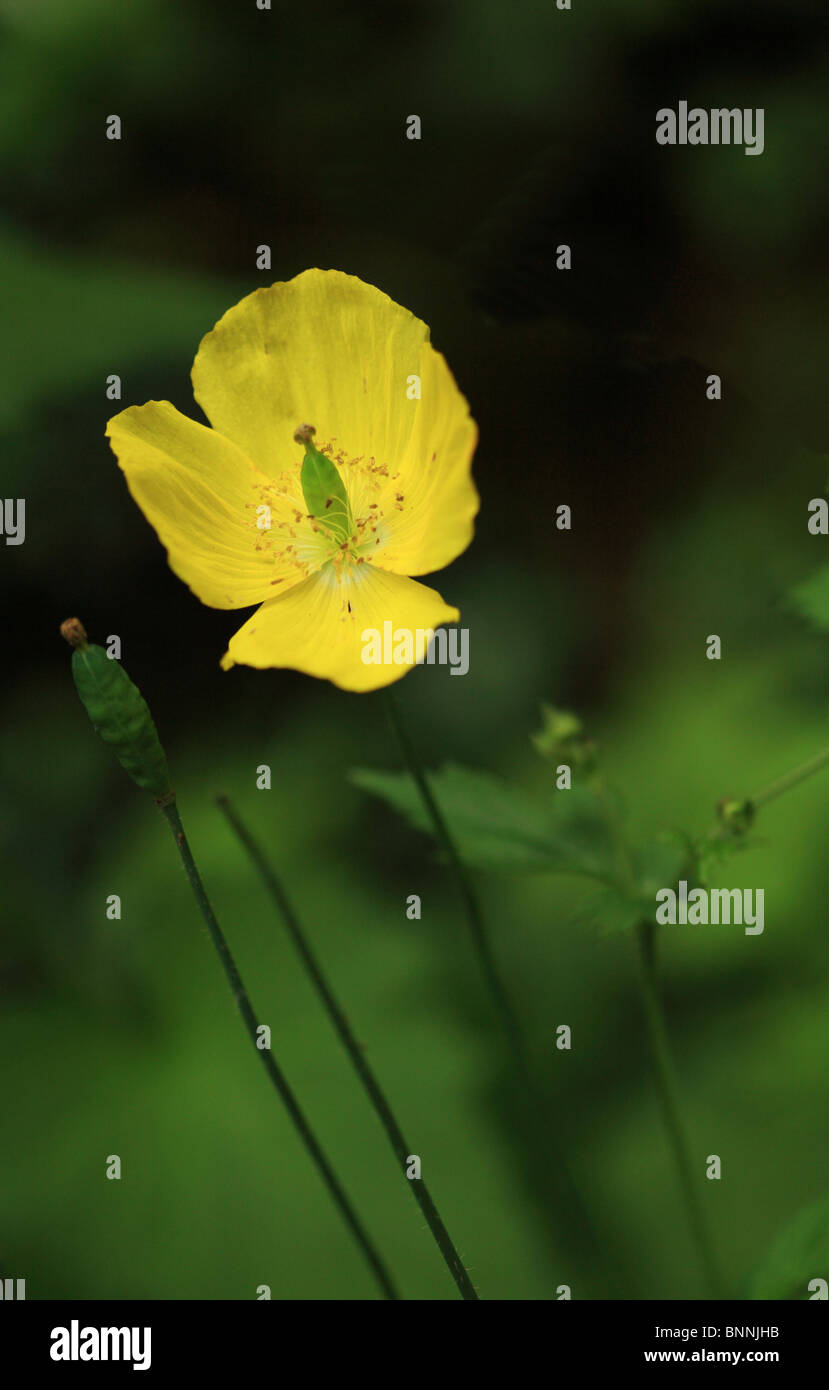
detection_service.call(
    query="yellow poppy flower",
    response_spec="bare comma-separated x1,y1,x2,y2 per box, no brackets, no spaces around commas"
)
107,269,479,691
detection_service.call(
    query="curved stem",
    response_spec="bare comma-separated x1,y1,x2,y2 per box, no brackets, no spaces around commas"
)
216,796,478,1300
636,921,725,1299
159,798,399,1301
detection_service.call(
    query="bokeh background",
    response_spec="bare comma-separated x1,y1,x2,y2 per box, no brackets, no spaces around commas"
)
2,0,829,1300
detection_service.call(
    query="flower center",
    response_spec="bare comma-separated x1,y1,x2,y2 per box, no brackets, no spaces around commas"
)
292,423,392,573
248,426,403,589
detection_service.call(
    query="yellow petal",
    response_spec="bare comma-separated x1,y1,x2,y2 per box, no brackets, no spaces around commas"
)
107,401,302,609
221,561,460,692
368,355,479,577
191,269,478,579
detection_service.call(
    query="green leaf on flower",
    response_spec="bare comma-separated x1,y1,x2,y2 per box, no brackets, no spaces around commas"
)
790,564,829,631
349,763,615,878
300,439,352,543
746,1194,829,1299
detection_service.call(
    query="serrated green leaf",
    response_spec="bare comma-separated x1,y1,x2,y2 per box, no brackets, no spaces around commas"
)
572,835,692,937
635,834,691,901
747,1194,829,1300
572,885,643,936
349,764,615,878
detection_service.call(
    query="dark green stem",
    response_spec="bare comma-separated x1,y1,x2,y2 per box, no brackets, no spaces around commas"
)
216,796,479,1301
159,797,399,1301
379,689,633,1296
594,777,723,1296
381,686,527,1068
636,921,725,1299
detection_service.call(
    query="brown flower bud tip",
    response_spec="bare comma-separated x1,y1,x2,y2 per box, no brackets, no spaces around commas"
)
60,617,89,650
293,422,316,446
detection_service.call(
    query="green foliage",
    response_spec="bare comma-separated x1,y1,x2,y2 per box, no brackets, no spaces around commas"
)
531,703,596,772
571,884,644,936
0,222,241,434
350,763,621,880
351,761,690,934
693,828,761,886
6,0,829,1304
747,1195,829,1300
790,564,829,632
352,701,783,948
351,763,591,872
571,847,687,937
70,643,172,798
634,832,689,891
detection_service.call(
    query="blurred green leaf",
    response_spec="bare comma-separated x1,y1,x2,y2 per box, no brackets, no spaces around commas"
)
572,834,691,937
0,221,241,430
747,1194,829,1300
634,833,690,898
350,763,615,878
531,702,597,772
571,884,643,936
790,564,829,632
695,830,762,887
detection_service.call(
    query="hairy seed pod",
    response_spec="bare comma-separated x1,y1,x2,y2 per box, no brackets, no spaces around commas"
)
61,620,173,798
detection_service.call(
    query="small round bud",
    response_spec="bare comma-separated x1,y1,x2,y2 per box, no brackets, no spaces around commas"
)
531,703,597,772
717,797,755,835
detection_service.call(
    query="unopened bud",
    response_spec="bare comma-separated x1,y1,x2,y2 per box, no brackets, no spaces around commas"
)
61,619,173,801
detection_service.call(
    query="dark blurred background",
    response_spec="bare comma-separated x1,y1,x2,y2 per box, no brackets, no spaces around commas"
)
2,0,829,1299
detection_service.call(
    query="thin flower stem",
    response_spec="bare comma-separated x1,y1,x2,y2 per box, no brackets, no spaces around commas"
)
381,686,527,1068
748,746,829,810
379,689,633,1296
216,796,479,1301
636,921,725,1299
159,798,399,1302
594,778,724,1297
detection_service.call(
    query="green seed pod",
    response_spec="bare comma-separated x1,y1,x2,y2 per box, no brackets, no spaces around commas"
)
61,618,173,799
294,422,352,544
